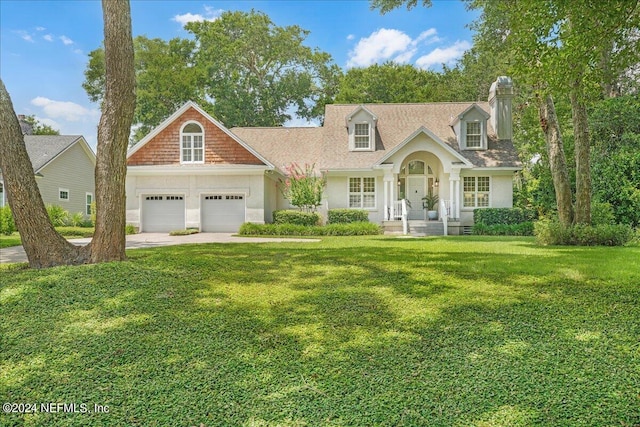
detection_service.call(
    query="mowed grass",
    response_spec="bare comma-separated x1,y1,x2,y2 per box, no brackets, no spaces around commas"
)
1,236,639,426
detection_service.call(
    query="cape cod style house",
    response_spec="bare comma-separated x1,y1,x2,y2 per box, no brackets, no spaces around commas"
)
125,76,521,235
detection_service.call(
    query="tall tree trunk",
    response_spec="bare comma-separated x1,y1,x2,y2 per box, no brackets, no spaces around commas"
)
538,93,574,226
569,81,592,225
85,0,136,263
0,80,85,268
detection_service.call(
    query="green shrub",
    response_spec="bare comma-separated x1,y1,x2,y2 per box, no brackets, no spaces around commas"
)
0,205,16,235
169,228,198,236
90,201,96,226
68,212,86,227
125,224,137,235
239,222,382,236
272,210,321,226
473,222,534,236
327,209,369,224
474,208,538,226
55,226,95,238
46,204,70,227
591,201,616,226
534,219,634,246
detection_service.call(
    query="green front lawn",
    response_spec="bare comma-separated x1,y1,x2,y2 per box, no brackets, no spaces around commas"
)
0,227,95,249
1,236,639,426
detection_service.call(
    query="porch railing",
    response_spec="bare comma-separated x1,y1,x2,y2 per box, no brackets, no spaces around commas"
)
390,199,409,235
440,199,449,236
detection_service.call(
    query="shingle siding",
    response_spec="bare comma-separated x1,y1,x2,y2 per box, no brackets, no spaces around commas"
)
128,107,264,166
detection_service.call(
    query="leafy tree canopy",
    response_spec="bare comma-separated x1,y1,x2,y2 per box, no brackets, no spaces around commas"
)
83,10,341,141
21,115,60,135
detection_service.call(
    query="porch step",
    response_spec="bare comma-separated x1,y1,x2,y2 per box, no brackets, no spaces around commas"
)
409,221,445,236
382,220,445,236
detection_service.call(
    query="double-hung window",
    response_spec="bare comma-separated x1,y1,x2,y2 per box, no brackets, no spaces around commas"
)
86,193,93,216
463,176,490,208
354,123,370,150
181,122,204,163
466,121,482,148
349,177,376,209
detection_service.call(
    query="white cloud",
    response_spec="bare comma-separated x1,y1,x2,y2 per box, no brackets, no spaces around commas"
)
59,35,74,45
43,34,53,42
17,31,34,43
31,97,99,122
347,28,412,68
347,34,355,41
346,27,446,68
415,40,471,69
173,6,223,26
36,26,46,31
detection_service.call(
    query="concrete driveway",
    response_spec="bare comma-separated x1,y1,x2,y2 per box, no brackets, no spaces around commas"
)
0,233,319,264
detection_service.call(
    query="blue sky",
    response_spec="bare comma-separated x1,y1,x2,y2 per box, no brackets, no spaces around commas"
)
0,0,479,148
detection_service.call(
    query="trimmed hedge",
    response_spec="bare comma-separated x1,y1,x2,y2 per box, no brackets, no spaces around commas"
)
327,209,369,224
473,222,534,236
272,210,321,226
239,222,382,236
474,208,538,226
534,219,635,246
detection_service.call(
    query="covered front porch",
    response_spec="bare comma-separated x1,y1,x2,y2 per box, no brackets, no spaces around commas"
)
378,152,465,235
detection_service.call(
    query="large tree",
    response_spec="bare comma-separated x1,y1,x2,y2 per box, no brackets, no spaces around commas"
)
374,0,640,226
84,10,341,137
87,0,136,263
84,36,202,142
0,0,135,267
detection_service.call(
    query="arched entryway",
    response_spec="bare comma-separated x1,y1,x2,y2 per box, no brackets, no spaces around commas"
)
397,153,442,220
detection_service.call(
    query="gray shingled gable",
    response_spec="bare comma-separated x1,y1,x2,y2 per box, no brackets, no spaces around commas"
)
24,135,85,172
232,102,522,172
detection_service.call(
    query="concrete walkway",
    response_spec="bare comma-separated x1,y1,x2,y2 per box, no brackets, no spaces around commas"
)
0,233,319,264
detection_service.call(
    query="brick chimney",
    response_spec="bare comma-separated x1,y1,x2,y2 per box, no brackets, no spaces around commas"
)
488,76,514,140
17,114,33,135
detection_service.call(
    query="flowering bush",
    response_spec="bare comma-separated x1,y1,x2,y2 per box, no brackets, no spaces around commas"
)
279,163,326,212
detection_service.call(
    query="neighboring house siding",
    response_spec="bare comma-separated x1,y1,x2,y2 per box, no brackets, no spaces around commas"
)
36,142,95,216
128,107,264,166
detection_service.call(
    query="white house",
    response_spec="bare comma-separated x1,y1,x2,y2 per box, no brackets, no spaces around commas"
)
125,76,522,235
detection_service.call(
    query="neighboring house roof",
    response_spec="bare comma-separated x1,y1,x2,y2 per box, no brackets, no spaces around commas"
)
0,135,95,180
233,102,522,172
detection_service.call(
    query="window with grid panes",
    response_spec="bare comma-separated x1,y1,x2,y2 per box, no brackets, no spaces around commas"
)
349,177,376,208
181,122,204,163
466,121,482,148
463,176,490,208
354,123,370,149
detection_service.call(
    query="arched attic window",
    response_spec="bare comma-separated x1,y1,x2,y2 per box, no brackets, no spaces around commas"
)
181,121,204,163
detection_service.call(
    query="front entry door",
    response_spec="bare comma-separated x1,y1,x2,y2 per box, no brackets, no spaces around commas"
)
406,176,426,220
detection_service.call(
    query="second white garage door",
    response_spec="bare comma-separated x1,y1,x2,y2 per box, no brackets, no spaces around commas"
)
201,194,245,232
142,195,185,232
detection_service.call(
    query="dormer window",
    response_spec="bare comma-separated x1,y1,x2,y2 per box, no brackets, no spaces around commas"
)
181,121,204,163
354,123,370,149
466,122,482,148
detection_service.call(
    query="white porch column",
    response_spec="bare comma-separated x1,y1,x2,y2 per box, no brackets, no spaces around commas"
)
380,165,394,221
451,167,461,220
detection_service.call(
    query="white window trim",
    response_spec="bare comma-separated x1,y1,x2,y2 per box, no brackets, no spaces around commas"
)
348,177,377,210
86,192,93,216
462,176,491,209
180,120,205,164
59,188,70,202
462,120,487,150
353,122,372,151
0,182,4,208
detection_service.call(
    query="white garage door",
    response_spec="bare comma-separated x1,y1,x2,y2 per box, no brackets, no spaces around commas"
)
141,195,185,232
201,194,245,232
